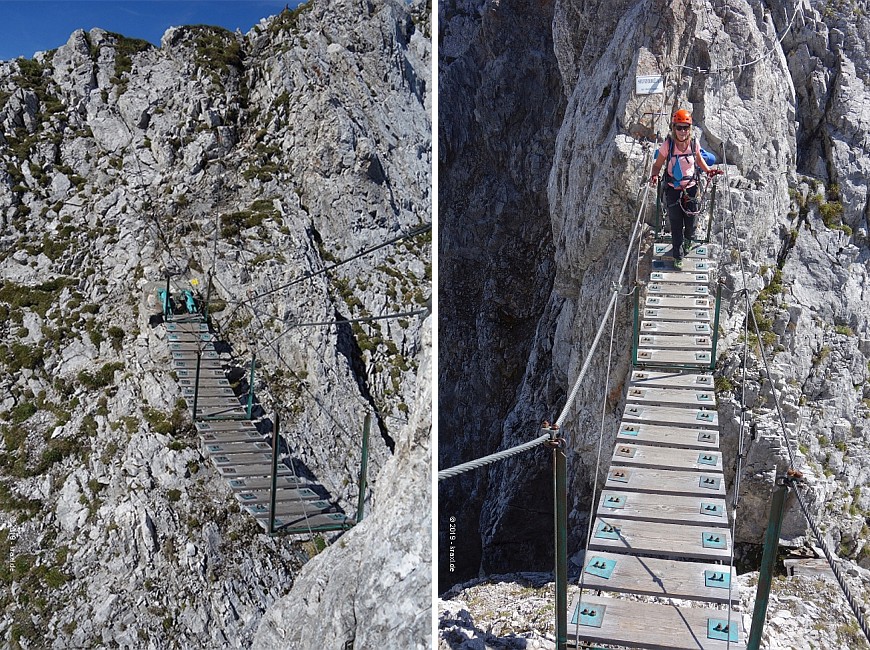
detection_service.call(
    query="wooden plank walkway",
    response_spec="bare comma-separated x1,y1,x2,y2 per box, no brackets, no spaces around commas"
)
156,306,353,536
572,241,746,648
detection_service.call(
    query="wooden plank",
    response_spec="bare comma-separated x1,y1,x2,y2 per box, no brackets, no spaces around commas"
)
260,512,352,533
196,420,257,432
649,271,709,284
630,371,714,390
643,307,711,322
645,296,711,309
167,331,214,341
234,488,321,504
202,441,271,456
605,468,725,497
647,283,710,297
653,242,712,259
179,377,231,388
211,452,274,466
637,333,713,350
168,341,216,352
626,387,716,408
641,320,711,335
635,349,713,366
173,358,223,370
166,322,209,333
568,594,745,650
610,444,722,472
181,387,236,397
623,405,718,428
617,422,719,450
227,476,305,491
200,431,266,445
171,350,220,360
243,499,332,518
587,516,732,561
215,463,294,478
580,551,739,604
652,257,712,273
196,406,248,419
175,368,226,379
193,397,241,407
596,490,728,527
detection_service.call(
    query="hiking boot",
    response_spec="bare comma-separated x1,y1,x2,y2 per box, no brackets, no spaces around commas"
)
674,258,683,270
682,240,692,256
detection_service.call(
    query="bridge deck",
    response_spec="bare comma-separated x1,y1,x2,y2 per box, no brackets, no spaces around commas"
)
572,242,746,647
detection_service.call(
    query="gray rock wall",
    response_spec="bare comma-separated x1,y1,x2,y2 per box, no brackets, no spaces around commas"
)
0,0,430,646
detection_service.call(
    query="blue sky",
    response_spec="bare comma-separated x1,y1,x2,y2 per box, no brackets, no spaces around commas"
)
0,1,305,61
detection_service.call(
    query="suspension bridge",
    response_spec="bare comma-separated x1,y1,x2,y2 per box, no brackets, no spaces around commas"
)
152,290,355,535
568,238,744,648
438,152,869,649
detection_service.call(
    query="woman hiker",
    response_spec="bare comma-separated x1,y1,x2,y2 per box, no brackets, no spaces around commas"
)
648,109,723,270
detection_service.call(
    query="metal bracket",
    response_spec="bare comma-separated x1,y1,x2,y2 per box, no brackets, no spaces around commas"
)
638,351,652,360
615,446,637,458
696,246,708,256
695,286,708,294
602,494,627,509
651,272,663,280
696,411,715,422
696,375,712,385
654,243,668,255
640,335,654,344
707,618,738,641
700,502,723,517
573,602,606,628
585,557,617,579
620,425,639,437
698,453,719,466
702,532,727,549
629,388,644,397
609,469,631,483
695,323,709,332
695,274,707,282
647,297,661,305
698,432,716,443
704,570,731,589
696,392,713,402
695,336,711,346
695,310,709,318
699,475,721,490
696,262,708,270
595,522,622,540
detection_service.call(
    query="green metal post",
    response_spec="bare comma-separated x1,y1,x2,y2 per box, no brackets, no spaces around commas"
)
268,411,280,535
164,274,171,321
246,354,256,419
705,181,716,244
203,273,212,322
191,348,202,421
654,184,662,240
631,284,641,367
747,478,789,650
356,413,371,523
709,281,723,371
552,429,568,650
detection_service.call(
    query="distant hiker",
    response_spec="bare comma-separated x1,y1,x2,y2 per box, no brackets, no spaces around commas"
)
648,109,723,270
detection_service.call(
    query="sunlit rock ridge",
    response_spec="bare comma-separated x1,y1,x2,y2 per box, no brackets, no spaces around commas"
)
0,0,430,647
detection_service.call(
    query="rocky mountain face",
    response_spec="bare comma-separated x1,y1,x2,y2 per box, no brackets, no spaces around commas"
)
440,0,870,631
0,0,430,647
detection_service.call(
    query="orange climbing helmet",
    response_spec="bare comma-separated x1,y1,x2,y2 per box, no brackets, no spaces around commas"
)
672,109,692,125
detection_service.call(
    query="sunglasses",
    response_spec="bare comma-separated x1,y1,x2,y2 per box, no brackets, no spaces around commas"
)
673,125,691,131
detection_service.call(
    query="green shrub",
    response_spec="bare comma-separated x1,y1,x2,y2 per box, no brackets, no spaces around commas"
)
77,362,124,390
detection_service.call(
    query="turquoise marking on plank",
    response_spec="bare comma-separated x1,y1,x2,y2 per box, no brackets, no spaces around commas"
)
705,570,731,589
602,494,626,509
701,502,723,517
699,474,721,488
585,557,617,579
572,602,606,628
654,243,668,255
702,532,727,549
594,522,621,540
696,411,715,422
698,432,716,443
620,425,639,437
707,618,738,641
698,453,719,466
